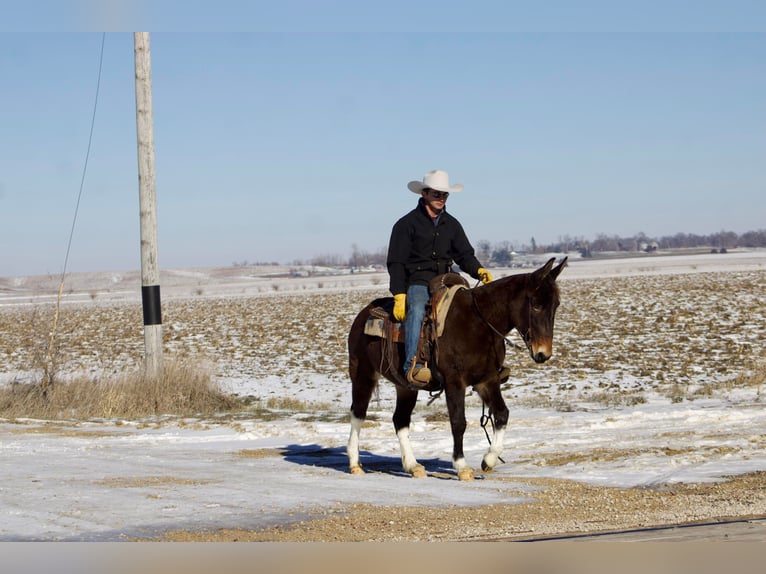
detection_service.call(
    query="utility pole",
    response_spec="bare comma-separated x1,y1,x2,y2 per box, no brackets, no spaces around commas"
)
134,32,163,379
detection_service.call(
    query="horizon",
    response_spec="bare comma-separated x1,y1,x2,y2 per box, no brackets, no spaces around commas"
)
3,235,763,281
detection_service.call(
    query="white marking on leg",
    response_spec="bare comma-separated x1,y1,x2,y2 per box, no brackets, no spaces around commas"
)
347,413,364,472
482,426,506,471
453,456,469,473
397,426,423,476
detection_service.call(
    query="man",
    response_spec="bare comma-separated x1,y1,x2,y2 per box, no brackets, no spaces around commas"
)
387,169,492,387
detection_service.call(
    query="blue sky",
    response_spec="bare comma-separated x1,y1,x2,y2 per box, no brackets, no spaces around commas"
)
2,23,765,275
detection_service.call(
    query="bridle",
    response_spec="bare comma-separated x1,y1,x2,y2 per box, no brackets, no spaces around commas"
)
469,288,531,353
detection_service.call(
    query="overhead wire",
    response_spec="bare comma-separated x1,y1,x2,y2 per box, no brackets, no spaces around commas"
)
43,33,107,391
61,32,106,281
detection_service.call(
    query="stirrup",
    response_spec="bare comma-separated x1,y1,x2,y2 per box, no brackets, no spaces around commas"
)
406,363,432,388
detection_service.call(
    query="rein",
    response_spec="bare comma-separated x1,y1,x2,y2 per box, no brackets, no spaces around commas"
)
470,286,523,460
469,289,526,351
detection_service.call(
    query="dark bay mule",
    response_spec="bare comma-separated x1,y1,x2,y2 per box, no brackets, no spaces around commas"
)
347,257,567,480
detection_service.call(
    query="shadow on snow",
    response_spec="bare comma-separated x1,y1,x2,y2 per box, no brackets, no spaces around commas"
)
280,444,466,479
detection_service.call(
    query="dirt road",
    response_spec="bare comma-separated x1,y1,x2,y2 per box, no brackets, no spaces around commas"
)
160,471,766,542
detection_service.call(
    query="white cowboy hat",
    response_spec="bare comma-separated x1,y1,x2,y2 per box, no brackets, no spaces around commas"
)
407,169,464,194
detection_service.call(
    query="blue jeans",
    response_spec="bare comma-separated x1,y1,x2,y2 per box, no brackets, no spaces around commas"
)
403,284,429,374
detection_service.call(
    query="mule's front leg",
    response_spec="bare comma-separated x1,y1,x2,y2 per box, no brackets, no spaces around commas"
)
481,426,506,472
478,386,510,473
394,388,426,478
446,388,474,481
396,426,427,478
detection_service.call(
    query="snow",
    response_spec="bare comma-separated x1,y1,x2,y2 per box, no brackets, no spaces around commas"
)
1,249,766,541
4,396,766,541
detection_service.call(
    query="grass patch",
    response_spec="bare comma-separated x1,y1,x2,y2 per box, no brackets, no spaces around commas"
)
513,394,577,412
0,357,241,420
93,476,215,488
423,410,450,422
657,361,766,403
265,396,334,412
581,391,647,407
235,448,282,459
728,360,766,391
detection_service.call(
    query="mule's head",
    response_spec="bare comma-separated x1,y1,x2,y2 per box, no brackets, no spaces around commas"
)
519,257,567,363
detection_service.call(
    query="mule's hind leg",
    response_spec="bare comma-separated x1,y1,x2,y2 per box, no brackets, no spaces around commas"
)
393,387,427,478
445,384,475,481
474,381,510,472
348,413,366,475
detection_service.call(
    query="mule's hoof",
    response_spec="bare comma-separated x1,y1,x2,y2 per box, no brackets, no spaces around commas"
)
458,467,475,481
410,465,427,479
349,465,365,475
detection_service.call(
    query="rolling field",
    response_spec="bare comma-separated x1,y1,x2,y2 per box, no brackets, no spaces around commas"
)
2,253,764,411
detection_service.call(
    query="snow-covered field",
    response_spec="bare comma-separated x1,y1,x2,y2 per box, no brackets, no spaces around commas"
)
1,250,765,541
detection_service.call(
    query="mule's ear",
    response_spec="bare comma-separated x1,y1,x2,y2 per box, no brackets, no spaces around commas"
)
534,257,557,280
550,256,568,281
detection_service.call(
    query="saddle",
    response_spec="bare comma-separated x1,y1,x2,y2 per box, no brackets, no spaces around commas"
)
363,273,469,363
428,272,471,337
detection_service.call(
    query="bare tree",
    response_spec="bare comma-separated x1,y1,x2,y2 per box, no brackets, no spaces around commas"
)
476,240,491,263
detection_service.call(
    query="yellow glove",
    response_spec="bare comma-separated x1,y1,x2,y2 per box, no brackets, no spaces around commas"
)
478,268,493,284
393,293,406,322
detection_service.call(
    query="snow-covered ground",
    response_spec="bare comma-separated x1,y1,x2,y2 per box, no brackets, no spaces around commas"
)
1,250,765,541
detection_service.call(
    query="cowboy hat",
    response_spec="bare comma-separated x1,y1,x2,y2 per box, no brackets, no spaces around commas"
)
407,170,464,194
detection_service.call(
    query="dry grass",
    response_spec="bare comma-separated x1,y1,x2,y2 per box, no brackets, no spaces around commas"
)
93,476,216,488
729,359,766,390
0,357,240,420
532,444,741,468
264,396,335,412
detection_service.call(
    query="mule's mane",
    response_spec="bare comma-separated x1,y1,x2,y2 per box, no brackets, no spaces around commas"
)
473,269,554,296
480,267,561,297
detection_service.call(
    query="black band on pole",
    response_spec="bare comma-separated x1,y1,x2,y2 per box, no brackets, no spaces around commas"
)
141,285,162,326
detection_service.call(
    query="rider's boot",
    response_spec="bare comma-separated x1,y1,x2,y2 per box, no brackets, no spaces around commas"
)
406,359,431,388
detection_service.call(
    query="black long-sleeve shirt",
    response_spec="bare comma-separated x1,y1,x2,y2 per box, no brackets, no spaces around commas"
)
387,198,483,295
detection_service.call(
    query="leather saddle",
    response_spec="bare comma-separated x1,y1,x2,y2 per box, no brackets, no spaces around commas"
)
364,273,469,348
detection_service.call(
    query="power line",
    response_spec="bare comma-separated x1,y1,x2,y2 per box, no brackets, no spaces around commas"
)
43,33,107,391
60,32,106,281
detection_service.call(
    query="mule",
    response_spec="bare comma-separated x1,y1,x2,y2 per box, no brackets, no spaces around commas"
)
346,256,567,480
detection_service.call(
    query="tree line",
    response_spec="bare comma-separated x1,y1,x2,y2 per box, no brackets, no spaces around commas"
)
475,229,762,267
542,228,766,260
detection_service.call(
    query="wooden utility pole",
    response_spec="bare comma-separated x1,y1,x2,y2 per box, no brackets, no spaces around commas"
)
134,32,163,379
